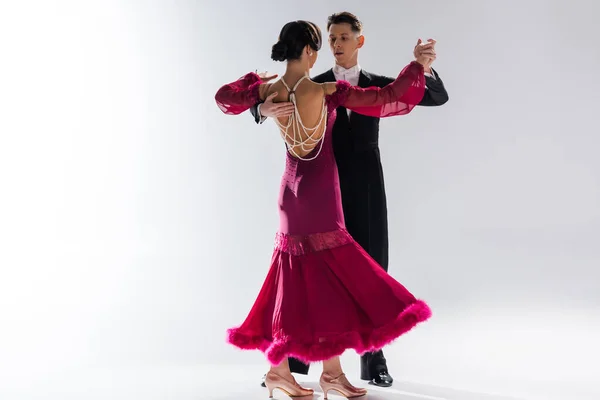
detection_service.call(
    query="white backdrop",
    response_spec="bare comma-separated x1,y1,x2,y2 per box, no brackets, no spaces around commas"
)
0,1,599,399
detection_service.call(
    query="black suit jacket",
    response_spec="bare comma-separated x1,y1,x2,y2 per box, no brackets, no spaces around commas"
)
250,67,448,271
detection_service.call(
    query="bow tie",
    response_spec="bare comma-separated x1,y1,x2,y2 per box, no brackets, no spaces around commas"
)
333,64,360,76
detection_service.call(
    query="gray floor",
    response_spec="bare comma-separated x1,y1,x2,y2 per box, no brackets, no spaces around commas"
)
0,364,538,400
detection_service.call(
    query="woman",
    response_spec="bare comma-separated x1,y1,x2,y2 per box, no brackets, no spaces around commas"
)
215,20,432,399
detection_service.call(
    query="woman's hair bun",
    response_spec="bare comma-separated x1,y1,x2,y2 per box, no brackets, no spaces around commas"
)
271,41,288,62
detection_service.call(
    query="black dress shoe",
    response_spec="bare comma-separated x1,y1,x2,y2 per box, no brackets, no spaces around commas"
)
368,369,393,387
360,350,393,387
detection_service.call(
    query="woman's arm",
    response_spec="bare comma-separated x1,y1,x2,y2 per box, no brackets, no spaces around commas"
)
215,72,268,115
325,61,426,118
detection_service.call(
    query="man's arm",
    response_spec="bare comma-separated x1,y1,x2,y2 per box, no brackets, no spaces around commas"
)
399,38,448,106
418,68,449,106
250,102,264,124
372,38,448,106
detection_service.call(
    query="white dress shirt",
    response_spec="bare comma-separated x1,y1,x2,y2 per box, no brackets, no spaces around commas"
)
332,64,361,117
332,63,362,87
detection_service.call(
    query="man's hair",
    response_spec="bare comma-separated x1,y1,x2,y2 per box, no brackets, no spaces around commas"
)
326,12,363,34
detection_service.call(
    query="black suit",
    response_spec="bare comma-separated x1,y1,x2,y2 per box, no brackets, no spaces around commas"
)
250,67,448,379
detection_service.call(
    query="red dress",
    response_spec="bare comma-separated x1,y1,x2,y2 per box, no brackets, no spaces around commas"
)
215,61,431,365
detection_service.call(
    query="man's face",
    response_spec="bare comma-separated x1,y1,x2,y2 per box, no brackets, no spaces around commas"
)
328,22,363,66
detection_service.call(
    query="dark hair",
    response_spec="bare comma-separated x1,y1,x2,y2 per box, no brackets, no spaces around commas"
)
326,11,363,33
271,20,322,62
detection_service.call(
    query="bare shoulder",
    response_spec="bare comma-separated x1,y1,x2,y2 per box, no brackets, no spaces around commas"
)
320,82,337,96
258,83,273,101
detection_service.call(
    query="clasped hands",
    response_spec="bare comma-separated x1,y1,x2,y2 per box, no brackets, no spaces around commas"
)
414,38,436,72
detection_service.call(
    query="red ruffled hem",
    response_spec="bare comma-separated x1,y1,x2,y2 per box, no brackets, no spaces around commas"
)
226,299,431,365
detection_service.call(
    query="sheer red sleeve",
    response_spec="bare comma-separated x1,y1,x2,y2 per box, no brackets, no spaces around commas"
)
214,72,262,115
327,61,426,117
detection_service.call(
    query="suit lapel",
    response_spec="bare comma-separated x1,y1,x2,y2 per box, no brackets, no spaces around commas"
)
358,70,372,88
321,69,336,83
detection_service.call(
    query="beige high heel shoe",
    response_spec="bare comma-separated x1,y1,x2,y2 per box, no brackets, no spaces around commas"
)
319,372,367,399
264,370,314,398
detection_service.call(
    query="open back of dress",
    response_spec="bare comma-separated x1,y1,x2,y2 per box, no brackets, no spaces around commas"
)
273,76,328,161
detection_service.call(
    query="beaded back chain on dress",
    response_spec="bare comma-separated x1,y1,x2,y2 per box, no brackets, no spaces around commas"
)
274,75,328,161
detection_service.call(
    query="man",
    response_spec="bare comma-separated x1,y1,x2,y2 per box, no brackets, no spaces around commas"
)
252,12,449,387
